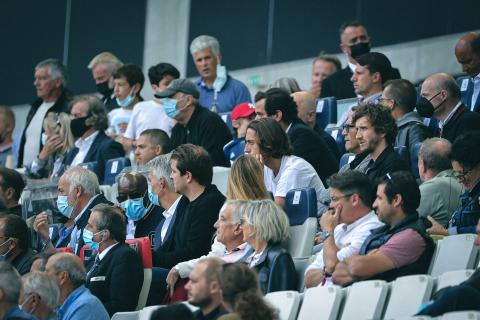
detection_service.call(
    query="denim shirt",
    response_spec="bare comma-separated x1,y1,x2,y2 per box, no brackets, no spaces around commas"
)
56,285,109,320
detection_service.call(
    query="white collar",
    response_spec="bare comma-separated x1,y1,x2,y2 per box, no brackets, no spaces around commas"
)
74,194,99,223
98,242,119,260
163,195,182,219
440,101,462,128
75,131,99,149
341,210,376,232
285,122,293,133
348,61,357,73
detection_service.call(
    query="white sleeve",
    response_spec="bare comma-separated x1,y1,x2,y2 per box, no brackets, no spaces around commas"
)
123,107,139,140
274,168,299,198
176,237,226,278
336,219,383,261
305,249,325,274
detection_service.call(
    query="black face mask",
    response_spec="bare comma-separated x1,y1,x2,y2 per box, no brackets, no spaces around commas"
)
416,92,444,118
70,116,91,138
96,81,112,97
350,42,371,59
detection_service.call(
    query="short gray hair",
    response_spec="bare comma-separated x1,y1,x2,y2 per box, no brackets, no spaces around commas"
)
267,77,301,94
69,95,109,131
147,153,174,190
51,254,86,288
65,167,100,195
243,199,290,243
190,35,221,57
22,272,60,310
36,58,68,86
87,52,123,73
0,262,21,304
419,138,452,173
222,200,247,224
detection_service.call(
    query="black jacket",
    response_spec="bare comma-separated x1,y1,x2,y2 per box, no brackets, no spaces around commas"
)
440,104,480,143
253,243,297,294
288,119,338,185
152,185,225,268
63,131,124,184
395,111,431,163
19,88,73,167
86,243,144,316
365,146,410,182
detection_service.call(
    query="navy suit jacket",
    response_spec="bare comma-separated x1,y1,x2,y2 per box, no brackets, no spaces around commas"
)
441,104,480,143
64,131,124,183
459,77,480,113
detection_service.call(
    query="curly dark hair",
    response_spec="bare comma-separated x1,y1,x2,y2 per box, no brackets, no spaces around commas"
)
352,103,398,146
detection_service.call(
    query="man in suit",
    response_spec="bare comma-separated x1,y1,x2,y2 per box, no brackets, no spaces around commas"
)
64,95,124,183
84,204,143,316
255,88,338,184
455,32,480,112
420,73,480,143
0,215,33,275
33,167,112,255
320,21,400,100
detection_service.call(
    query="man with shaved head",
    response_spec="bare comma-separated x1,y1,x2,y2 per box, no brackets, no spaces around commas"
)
420,73,480,143
455,32,480,112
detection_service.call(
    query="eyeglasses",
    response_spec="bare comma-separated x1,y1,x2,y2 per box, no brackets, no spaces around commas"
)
330,194,353,202
452,168,473,180
342,123,356,133
116,190,146,203
378,97,394,105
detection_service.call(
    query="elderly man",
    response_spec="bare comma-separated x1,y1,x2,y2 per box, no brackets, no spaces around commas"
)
332,171,434,286
45,253,109,320
0,215,33,275
84,204,143,316
20,271,60,320
0,106,16,167
455,32,480,112
417,138,463,226
88,52,123,111
190,35,251,113
19,59,73,167
0,262,36,320
134,129,170,166
185,258,226,320
34,167,111,254
305,171,383,288
419,73,480,143
63,95,124,183
0,167,25,217
309,55,341,98
117,171,162,239
155,79,231,167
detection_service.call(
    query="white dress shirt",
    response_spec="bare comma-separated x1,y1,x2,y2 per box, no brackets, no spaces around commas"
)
161,196,182,242
71,131,99,166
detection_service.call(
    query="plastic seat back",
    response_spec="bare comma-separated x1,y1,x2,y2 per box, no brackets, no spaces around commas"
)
293,257,313,293
316,97,337,130
340,280,389,320
78,161,98,173
297,286,344,320
126,237,152,310
212,166,230,195
104,157,131,185
219,112,233,130
441,311,480,320
264,291,301,320
435,269,475,293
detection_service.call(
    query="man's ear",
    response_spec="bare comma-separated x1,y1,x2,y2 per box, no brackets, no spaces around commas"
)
154,145,162,156
392,194,403,208
233,223,242,236
151,84,159,92
350,193,360,207
132,83,141,95
185,171,193,184
5,187,15,202
210,280,221,294
272,110,283,122
232,119,240,129
372,72,381,84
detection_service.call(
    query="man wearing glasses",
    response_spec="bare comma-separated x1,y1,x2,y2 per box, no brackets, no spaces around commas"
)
339,110,372,173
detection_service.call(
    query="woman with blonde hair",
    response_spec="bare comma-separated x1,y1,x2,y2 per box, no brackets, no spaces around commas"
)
226,154,269,201
27,112,75,180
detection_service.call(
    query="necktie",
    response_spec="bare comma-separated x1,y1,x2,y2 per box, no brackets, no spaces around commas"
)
87,255,101,279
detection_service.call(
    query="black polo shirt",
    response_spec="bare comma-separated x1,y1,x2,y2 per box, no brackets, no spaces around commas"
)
365,146,409,182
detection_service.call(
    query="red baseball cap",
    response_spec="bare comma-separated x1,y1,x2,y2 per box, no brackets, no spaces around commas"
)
231,102,256,121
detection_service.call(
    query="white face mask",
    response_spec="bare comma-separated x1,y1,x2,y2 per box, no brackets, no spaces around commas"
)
19,293,36,314
0,238,12,262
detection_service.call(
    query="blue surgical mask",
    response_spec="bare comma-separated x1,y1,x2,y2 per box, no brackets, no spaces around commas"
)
148,185,159,206
120,198,147,221
0,239,11,262
56,195,73,218
213,64,227,92
82,229,104,250
162,98,180,119
116,89,135,108
41,133,48,145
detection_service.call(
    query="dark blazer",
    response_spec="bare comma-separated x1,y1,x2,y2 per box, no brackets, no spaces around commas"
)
440,104,480,143
365,146,410,182
313,123,341,161
64,131,124,183
152,185,225,269
253,243,297,295
459,77,480,113
19,88,73,166
288,119,338,185
11,250,34,275
86,243,144,316
395,111,431,163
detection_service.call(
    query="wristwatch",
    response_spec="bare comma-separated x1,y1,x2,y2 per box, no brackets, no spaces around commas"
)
320,231,331,242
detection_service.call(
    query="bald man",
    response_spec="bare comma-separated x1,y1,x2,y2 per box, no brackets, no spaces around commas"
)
420,73,480,143
292,91,340,160
455,32,480,112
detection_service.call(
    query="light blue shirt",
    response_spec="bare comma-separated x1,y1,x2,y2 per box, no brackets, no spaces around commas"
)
56,285,109,320
196,75,251,113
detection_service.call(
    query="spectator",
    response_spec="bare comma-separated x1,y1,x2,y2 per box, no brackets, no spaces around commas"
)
155,79,232,167
108,64,145,140
332,171,434,285
134,129,170,166
45,253,109,320
219,263,278,320
455,32,480,112
123,63,179,151
33,167,112,254
226,154,270,201
352,103,409,181
418,73,480,143
20,271,60,320
0,106,15,167
304,171,383,288
427,132,480,235
117,171,162,239
151,303,195,320
0,168,25,217
26,112,75,180
0,262,36,320
292,91,340,160
84,204,143,316
186,258,226,320
254,88,338,184
381,79,431,161
339,110,372,173
242,199,296,294
19,58,73,168
267,77,301,94
190,35,251,113
245,118,329,215
309,54,341,98
417,138,463,226
223,102,256,164
320,21,400,100
64,95,124,183
0,215,33,275
30,251,57,272
87,52,123,111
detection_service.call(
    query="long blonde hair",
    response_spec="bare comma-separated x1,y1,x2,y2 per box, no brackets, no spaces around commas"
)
226,155,270,201
43,112,75,155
